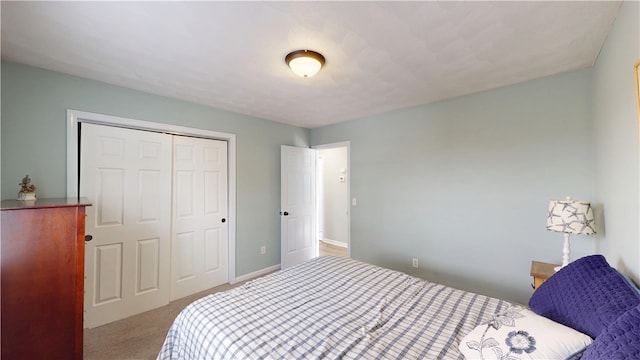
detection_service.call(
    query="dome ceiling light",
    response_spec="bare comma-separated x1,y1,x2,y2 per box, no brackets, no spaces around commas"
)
285,50,325,78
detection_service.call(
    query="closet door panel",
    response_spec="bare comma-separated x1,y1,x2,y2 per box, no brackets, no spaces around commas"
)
81,123,172,328
171,136,228,300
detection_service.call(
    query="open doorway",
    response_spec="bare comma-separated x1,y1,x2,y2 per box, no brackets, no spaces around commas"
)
315,142,350,258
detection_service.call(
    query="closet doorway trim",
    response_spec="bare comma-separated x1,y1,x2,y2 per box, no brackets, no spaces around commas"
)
65,109,238,283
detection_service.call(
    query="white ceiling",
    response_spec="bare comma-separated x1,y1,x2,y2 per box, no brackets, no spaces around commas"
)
1,1,621,129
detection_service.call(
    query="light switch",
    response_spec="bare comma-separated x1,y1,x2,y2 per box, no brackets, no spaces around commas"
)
352,198,357,206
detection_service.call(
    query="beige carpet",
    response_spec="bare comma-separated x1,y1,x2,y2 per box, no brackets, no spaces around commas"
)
83,279,256,360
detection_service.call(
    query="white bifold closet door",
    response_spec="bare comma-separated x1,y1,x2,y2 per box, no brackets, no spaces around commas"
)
81,123,228,328
81,123,172,328
171,135,228,301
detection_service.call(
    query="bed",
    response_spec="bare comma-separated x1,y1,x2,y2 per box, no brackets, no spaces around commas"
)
158,255,640,359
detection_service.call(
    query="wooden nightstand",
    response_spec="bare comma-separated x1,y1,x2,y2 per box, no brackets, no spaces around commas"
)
530,261,559,290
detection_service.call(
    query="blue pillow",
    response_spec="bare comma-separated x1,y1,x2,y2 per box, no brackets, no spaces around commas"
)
529,255,640,338
582,304,640,359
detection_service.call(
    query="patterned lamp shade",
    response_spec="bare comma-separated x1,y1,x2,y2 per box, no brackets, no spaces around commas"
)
546,199,596,235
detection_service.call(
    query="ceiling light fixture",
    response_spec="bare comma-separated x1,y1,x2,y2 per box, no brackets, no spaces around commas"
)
285,50,325,78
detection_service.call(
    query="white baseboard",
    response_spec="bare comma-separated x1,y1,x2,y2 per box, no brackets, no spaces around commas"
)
232,264,281,284
320,238,348,248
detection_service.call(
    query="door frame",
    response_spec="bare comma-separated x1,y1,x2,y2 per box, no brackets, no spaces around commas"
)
65,109,238,283
312,141,351,257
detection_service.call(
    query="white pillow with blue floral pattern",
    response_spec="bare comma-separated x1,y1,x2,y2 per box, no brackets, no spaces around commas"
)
459,307,592,360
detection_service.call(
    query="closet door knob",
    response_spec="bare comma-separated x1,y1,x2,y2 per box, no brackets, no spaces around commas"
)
85,235,93,242
221,218,226,223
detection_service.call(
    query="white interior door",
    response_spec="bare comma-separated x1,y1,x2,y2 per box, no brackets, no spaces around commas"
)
171,136,228,300
81,123,172,328
281,145,317,269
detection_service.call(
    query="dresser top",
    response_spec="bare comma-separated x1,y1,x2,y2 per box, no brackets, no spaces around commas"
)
1,197,92,211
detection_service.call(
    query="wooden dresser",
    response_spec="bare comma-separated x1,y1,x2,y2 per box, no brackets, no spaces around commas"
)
1,198,91,360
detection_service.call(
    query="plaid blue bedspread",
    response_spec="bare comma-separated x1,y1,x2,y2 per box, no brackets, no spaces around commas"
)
158,256,510,359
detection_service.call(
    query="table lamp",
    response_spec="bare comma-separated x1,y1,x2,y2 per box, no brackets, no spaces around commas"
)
546,196,595,271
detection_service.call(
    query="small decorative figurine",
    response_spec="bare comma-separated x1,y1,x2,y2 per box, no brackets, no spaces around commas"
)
17,174,37,201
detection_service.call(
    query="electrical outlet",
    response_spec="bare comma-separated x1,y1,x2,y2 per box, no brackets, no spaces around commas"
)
261,246,266,255
412,258,419,268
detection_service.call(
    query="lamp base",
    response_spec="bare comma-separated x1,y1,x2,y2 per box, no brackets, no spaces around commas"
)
556,233,571,272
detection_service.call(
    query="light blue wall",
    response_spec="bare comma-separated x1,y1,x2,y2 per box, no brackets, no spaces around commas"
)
1,61,310,277
3,2,637,306
311,69,595,304
593,1,640,280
